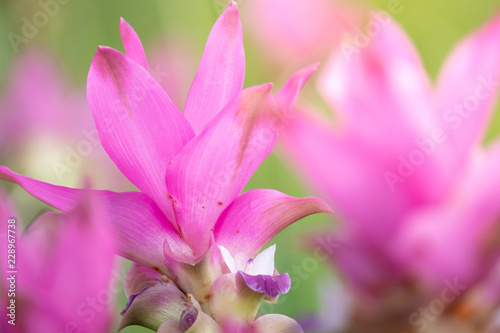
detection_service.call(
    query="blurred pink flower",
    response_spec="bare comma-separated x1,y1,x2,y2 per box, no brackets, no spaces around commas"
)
242,0,360,68
146,38,197,111
282,10,500,310
0,50,129,189
0,51,90,148
0,186,116,333
0,2,331,331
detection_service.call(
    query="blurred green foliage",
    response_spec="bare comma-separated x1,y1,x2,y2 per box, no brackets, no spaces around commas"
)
1,0,500,332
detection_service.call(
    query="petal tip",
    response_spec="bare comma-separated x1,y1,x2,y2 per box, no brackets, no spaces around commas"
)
227,0,239,11
239,271,291,299
259,82,274,93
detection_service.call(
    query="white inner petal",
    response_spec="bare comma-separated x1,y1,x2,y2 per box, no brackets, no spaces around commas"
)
246,244,276,276
218,246,238,273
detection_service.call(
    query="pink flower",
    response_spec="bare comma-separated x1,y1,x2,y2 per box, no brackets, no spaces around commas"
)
282,11,500,300
0,2,331,331
0,186,116,333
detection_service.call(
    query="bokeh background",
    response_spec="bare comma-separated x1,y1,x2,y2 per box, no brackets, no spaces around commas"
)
1,0,500,332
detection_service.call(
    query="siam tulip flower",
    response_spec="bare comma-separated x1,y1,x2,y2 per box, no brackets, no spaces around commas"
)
0,2,331,331
281,11,500,332
0,185,117,333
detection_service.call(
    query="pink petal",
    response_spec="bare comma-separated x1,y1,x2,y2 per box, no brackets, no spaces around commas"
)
102,191,189,272
280,110,417,243
317,17,466,206
165,84,280,260
319,15,434,152
435,14,500,169
0,166,109,210
0,167,187,271
397,140,500,289
87,46,195,226
183,1,245,135
275,63,319,116
214,188,332,258
119,18,149,70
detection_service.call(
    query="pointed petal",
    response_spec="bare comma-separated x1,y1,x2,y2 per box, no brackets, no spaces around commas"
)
119,280,187,331
248,244,275,276
119,18,149,70
275,63,319,115
165,84,280,259
214,188,332,258
238,271,291,299
435,14,500,166
87,46,195,224
219,245,238,273
184,1,245,134
0,167,186,272
0,166,111,210
319,16,433,151
254,314,304,333
209,273,264,322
